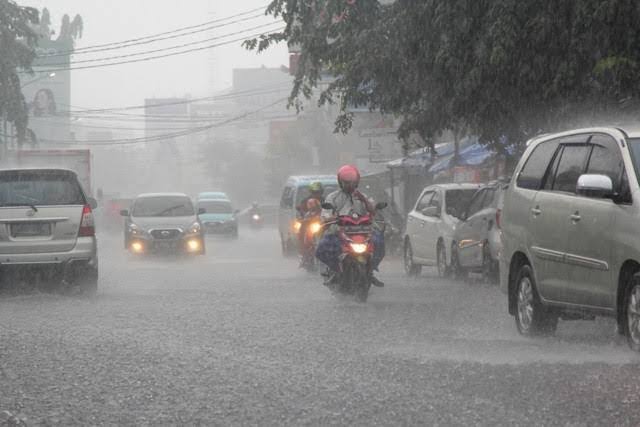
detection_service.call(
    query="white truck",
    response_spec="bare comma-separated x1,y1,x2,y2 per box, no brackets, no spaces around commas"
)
0,149,92,196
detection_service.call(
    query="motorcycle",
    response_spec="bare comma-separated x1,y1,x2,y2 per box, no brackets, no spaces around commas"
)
299,212,323,272
249,211,263,229
321,201,387,302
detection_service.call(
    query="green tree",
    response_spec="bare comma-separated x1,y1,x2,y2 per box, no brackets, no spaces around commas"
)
247,0,640,152
0,0,39,144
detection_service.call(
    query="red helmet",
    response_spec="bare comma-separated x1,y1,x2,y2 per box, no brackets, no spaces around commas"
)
337,164,360,194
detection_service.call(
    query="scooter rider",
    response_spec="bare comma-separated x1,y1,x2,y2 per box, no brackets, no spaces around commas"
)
296,182,325,255
316,165,385,287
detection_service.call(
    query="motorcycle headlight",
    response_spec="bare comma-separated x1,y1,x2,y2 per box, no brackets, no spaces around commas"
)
189,222,201,234
309,221,322,235
293,220,302,233
350,242,368,254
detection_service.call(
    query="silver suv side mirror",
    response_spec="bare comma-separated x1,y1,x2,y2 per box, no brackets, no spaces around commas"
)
421,206,440,217
576,174,613,198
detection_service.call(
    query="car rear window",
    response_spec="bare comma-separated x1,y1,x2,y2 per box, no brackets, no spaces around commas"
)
0,170,85,206
445,189,477,219
198,200,232,214
133,196,194,217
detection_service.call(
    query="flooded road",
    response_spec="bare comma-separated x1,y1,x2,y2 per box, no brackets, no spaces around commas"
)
1,227,639,425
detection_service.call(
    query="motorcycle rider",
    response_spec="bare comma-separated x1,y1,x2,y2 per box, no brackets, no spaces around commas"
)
316,165,385,287
296,182,325,257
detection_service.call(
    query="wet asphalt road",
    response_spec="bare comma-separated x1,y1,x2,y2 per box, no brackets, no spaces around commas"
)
1,227,640,426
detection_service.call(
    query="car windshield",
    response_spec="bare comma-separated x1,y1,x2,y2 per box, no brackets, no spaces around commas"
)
132,196,194,217
198,200,232,214
296,184,338,205
445,189,478,219
0,171,85,206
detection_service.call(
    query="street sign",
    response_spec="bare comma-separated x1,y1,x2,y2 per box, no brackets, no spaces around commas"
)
360,128,402,163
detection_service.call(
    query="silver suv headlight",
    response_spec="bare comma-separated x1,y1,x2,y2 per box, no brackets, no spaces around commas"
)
188,222,201,234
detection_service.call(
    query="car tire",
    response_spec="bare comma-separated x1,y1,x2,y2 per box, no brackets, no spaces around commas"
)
482,242,498,283
404,240,422,277
623,276,640,352
514,264,557,336
436,242,448,278
68,267,98,297
450,243,467,280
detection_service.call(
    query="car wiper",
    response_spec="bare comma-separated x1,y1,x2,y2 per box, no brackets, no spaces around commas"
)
151,204,186,216
0,203,38,212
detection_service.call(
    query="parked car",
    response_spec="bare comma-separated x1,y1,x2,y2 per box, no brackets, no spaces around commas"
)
121,193,205,255
403,183,480,277
197,198,239,238
278,175,338,255
453,181,508,280
500,127,640,350
0,168,98,294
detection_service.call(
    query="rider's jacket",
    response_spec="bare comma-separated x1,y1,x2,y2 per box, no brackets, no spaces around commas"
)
321,190,375,225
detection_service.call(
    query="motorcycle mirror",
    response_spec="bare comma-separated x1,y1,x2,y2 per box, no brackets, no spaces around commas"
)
375,202,388,210
321,202,335,210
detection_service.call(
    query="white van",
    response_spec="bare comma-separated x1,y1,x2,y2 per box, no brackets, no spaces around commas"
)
278,175,338,255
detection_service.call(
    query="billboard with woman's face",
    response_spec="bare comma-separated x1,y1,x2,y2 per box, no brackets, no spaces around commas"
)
31,88,57,117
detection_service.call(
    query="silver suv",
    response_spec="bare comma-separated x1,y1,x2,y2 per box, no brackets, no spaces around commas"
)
501,127,640,350
0,168,98,294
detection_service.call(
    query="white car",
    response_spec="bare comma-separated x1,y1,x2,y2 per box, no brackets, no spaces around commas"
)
403,183,480,277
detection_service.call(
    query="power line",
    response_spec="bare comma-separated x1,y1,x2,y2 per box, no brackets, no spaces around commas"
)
39,22,281,67
38,14,265,58
38,6,267,57
58,84,291,115
28,27,285,73
39,98,288,145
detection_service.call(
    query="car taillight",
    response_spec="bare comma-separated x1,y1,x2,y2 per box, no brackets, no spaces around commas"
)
79,204,95,237
496,209,502,229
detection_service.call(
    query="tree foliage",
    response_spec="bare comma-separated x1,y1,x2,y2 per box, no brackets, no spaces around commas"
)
0,0,39,142
246,0,640,152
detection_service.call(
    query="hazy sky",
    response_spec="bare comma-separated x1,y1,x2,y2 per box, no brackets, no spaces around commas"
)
21,0,289,109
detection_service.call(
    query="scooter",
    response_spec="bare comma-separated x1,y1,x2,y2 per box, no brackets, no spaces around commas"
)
299,213,323,272
321,201,387,302
249,211,263,229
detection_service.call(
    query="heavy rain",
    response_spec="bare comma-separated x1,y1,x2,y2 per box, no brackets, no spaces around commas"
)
1,1,640,425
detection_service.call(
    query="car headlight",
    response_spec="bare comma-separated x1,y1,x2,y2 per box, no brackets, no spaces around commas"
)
252,214,260,221
129,223,144,235
189,222,201,234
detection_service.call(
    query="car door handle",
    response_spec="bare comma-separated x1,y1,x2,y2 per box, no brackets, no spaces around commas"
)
531,207,542,216
570,212,581,222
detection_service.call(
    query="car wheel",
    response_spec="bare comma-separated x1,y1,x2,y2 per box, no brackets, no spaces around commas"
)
624,278,640,351
436,242,448,278
515,264,557,336
482,242,497,283
450,244,467,280
404,240,422,277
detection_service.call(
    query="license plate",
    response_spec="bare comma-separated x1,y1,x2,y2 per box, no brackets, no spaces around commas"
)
11,222,51,237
